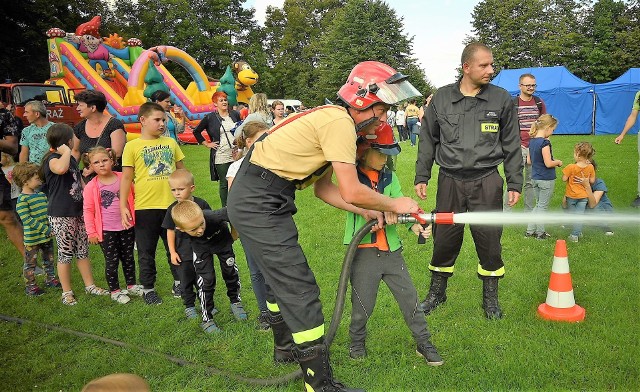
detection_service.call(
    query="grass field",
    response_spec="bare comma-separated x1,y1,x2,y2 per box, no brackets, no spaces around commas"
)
0,134,639,391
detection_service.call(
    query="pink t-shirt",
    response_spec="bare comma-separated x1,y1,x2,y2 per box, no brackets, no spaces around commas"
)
99,179,125,232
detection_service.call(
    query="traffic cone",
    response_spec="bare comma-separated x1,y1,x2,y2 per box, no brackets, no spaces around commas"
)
537,240,585,322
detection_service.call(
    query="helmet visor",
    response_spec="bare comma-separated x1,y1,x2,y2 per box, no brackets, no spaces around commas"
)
375,79,422,104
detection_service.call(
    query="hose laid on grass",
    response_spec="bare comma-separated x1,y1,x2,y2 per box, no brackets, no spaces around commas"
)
1,219,378,387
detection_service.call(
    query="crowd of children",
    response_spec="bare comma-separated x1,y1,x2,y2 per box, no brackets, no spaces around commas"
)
525,114,614,242
10,102,257,335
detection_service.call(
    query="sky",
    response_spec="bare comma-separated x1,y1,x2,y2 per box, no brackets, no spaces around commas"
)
244,0,479,88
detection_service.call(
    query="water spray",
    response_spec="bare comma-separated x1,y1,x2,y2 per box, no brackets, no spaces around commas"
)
399,211,640,227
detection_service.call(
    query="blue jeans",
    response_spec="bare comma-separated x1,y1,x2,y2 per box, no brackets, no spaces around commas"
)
406,117,419,145
566,197,588,236
527,179,555,234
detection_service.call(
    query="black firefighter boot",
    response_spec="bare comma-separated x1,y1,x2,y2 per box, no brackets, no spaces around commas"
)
294,342,365,392
268,310,296,364
482,277,503,319
419,272,448,315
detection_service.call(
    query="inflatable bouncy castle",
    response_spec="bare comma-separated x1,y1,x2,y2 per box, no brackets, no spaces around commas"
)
45,16,255,142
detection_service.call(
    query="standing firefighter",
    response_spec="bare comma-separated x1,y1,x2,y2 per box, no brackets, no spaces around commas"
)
414,42,523,319
227,61,422,392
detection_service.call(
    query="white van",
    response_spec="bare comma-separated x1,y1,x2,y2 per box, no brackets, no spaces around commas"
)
267,99,302,114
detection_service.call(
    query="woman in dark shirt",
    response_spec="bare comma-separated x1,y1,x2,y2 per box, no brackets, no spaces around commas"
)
71,90,126,181
193,91,241,206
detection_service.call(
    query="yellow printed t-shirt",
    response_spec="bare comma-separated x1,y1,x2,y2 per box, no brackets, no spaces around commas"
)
122,136,185,210
562,163,595,199
250,106,357,188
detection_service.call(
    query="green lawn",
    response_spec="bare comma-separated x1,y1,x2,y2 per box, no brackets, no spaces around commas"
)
1,135,638,391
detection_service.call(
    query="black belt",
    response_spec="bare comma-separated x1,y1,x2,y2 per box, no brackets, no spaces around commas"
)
245,162,296,191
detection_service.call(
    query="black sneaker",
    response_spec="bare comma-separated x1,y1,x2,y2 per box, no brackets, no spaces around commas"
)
171,282,182,298
25,285,45,296
349,343,367,359
631,196,640,208
256,311,271,331
536,232,551,240
143,290,163,305
524,232,536,238
416,341,444,366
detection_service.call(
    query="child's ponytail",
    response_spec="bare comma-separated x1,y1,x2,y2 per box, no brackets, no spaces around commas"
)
529,114,558,137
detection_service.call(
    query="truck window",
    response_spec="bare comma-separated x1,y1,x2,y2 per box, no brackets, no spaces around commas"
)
13,86,67,106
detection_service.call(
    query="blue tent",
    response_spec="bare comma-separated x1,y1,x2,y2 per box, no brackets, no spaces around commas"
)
491,66,595,135
593,68,640,135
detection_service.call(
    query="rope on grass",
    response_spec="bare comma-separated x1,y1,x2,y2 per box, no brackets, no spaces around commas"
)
0,219,378,387
0,313,300,386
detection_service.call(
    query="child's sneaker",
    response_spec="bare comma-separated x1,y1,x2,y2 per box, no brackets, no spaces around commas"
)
416,341,444,366
85,285,109,295
25,285,45,296
126,284,144,296
536,232,551,240
143,290,163,305
201,320,221,334
61,291,77,306
568,234,579,243
172,282,182,298
185,307,198,320
257,311,271,331
230,302,248,321
111,290,131,304
44,278,61,288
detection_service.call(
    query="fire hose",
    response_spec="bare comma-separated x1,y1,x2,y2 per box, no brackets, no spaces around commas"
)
0,213,454,387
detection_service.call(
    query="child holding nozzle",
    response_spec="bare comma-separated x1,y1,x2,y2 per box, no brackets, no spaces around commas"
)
343,123,443,366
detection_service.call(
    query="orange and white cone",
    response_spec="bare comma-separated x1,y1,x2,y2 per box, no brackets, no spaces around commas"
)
537,240,585,322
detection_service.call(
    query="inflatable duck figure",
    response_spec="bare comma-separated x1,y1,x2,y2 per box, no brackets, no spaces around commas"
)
232,60,258,105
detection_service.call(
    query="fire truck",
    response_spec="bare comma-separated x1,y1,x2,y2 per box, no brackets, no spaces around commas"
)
0,82,82,127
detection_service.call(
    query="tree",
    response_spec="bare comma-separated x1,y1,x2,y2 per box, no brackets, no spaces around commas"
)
314,0,433,106
110,0,263,86
468,0,639,83
0,0,113,82
260,0,345,103
468,0,546,73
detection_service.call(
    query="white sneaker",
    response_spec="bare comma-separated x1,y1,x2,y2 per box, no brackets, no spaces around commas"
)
126,285,144,296
111,291,131,304
604,231,614,236
568,234,579,243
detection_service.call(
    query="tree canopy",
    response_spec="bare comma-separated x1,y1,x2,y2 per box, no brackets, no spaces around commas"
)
469,0,640,83
2,0,637,104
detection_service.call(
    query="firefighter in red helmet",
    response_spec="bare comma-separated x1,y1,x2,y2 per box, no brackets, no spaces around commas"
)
227,61,421,392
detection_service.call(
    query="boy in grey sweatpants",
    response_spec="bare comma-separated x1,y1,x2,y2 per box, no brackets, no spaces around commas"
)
343,123,443,366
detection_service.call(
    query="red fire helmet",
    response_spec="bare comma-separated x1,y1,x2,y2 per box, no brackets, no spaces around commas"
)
357,122,401,157
337,61,421,110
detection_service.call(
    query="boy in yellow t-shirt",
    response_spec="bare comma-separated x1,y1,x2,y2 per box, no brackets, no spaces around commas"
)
120,102,185,305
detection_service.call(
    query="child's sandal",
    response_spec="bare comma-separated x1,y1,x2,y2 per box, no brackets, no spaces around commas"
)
85,285,109,296
62,291,78,306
